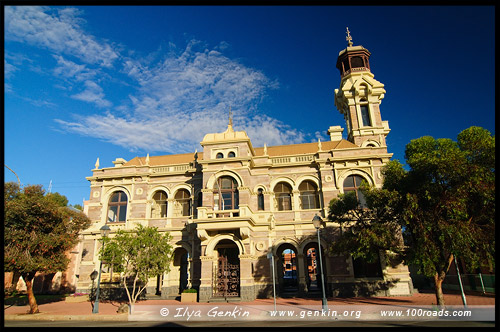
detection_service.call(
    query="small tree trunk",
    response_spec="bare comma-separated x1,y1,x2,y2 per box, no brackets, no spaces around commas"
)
433,272,445,307
23,273,39,314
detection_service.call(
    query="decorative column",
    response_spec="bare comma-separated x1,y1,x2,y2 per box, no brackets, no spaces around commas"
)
198,256,215,302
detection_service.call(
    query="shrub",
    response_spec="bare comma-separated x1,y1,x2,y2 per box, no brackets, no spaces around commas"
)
182,288,197,293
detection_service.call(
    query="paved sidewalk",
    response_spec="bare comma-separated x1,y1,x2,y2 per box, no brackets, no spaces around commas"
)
4,291,495,321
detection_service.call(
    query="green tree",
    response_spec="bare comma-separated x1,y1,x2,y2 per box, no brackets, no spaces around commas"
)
71,204,83,211
45,192,69,207
328,127,495,306
99,224,173,311
4,183,91,313
328,187,404,263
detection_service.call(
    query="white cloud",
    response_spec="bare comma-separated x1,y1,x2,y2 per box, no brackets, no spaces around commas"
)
53,55,97,82
71,80,112,108
5,6,119,67
56,40,307,153
6,6,308,153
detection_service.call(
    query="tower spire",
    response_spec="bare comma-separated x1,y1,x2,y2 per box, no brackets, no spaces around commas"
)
346,27,353,47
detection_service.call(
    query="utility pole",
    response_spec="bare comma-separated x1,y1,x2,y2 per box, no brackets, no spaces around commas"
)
4,164,21,187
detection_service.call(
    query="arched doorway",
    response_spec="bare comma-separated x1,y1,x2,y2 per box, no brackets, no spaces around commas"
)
303,243,326,293
276,243,299,294
214,239,240,298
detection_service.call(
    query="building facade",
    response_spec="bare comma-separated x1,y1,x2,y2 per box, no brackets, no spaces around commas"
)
74,37,413,301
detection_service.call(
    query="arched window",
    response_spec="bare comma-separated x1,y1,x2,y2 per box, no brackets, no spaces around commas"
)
228,151,236,158
257,188,265,211
343,175,367,207
360,105,371,127
175,189,191,216
299,180,320,209
275,182,292,211
214,176,239,210
108,191,127,223
151,190,168,218
216,152,224,159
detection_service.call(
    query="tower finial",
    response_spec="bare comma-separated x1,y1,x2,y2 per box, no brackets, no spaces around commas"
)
346,27,353,47
228,106,233,127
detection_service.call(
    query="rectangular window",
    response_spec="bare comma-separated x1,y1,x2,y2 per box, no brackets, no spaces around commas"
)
360,105,371,127
301,194,317,210
278,195,292,211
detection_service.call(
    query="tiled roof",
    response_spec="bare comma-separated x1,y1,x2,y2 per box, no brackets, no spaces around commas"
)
254,139,357,157
124,139,357,167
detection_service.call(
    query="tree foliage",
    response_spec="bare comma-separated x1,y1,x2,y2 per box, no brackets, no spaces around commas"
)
327,126,495,306
45,192,69,207
328,189,404,264
99,224,173,309
4,183,91,313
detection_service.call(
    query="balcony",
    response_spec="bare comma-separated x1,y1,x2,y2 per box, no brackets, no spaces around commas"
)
196,205,254,220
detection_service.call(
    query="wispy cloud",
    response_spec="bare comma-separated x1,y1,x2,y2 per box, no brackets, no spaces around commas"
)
57,40,303,153
5,6,119,67
53,55,98,82
7,6,308,154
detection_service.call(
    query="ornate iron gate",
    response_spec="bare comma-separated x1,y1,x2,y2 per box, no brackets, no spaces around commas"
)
214,255,240,297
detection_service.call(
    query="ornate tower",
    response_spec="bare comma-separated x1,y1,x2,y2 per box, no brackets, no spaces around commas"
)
334,28,390,147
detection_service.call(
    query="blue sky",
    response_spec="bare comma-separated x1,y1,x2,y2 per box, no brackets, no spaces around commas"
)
4,6,495,206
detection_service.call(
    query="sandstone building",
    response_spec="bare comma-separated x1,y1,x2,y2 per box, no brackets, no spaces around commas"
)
74,34,413,301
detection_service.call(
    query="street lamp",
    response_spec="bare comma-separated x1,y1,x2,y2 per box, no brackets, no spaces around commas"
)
312,214,328,311
92,224,111,314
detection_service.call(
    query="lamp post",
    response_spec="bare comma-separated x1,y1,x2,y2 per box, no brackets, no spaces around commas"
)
92,225,111,314
312,214,328,311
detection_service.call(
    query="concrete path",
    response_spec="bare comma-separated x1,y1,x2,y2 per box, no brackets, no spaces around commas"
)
4,291,495,321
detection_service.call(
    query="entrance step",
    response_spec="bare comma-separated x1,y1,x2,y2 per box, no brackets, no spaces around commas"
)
145,294,163,300
208,297,242,303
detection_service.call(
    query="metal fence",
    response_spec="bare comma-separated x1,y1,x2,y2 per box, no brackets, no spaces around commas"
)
442,274,495,294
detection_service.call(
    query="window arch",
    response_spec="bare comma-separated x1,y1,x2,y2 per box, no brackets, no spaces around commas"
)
274,182,293,211
343,175,367,207
227,151,236,158
214,176,239,210
175,189,191,216
216,152,224,159
299,180,320,209
151,190,168,218
257,188,265,211
107,190,127,223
